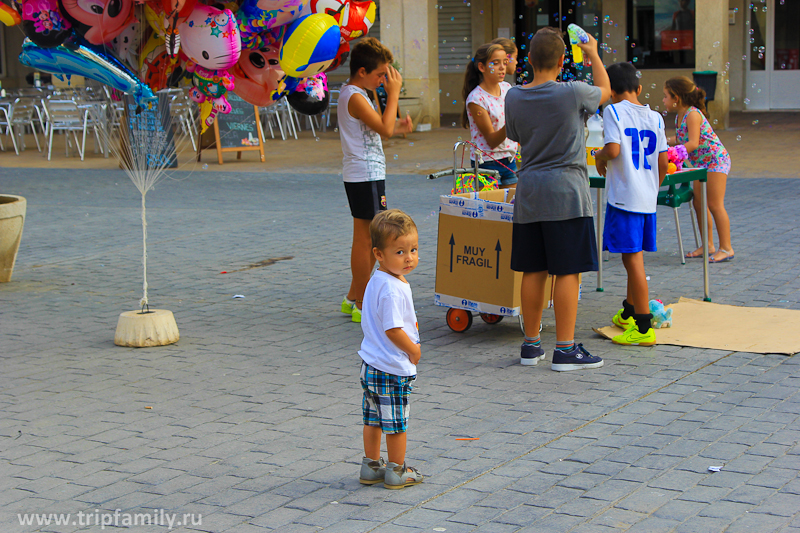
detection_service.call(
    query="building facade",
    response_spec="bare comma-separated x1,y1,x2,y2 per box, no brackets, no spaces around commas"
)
1,0,797,130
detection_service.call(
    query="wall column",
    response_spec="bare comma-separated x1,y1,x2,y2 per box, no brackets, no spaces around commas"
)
696,0,730,129
380,0,440,128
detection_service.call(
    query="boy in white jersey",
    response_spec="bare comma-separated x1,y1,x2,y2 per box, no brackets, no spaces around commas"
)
338,37,413,324
357,209,424,490
594,62,669,346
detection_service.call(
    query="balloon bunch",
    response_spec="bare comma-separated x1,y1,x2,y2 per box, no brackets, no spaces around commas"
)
4,0,376,126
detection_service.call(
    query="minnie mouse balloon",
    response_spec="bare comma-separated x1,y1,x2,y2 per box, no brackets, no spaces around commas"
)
58,0,136,45
19,0,72,48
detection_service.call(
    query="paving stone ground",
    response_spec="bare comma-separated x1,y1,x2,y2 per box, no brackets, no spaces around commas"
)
1,166,799,533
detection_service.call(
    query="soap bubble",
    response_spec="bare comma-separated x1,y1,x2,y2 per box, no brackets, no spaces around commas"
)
452,122,457,127
409,142,415,146
713,41,720,48
202,164,208,170
452,100,457,105
645,93,650,98
744,98,751,104
736,135,742,141
651,83,657,89
636,71,642,78
315,137,320,142
393,154,399,160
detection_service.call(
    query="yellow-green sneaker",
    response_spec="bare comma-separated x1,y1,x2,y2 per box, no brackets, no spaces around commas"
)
351,306,362,323
612,308,633,329
341,297,355,315
612,323,656,346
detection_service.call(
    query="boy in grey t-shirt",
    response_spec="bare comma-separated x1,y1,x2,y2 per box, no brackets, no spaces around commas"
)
504,27,611,372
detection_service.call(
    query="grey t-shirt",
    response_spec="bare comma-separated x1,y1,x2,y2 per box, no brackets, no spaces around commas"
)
505,81,603,223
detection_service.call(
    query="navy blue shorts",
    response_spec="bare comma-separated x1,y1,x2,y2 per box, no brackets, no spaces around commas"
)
511,217,598,275
603,204,657,253
475,157,518,186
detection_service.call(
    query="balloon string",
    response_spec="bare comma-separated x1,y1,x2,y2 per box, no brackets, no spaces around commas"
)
140,191,148,308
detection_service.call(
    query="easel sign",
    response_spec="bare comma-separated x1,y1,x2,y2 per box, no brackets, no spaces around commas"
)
200,92,265,164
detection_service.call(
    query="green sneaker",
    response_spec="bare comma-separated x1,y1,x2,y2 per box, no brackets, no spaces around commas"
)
612,323,656,346
612,308,633,329
341,297,355,315
351,306,362,323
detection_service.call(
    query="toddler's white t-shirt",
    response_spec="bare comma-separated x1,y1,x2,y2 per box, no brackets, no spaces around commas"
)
359,270,419,377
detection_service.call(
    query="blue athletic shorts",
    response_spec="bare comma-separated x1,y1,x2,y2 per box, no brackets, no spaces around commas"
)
603,204,657,253
475,157,518,186
360,362,415,434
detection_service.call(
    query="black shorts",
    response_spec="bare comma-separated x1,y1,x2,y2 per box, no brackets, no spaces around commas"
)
511,217,598,275
344,180,387,220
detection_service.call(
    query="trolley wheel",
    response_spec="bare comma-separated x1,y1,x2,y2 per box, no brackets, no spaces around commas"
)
480,313,504,324
446,308,473,332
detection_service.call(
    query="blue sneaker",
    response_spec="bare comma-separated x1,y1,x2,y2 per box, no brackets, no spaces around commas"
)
520,343,545,366
551,344,604,372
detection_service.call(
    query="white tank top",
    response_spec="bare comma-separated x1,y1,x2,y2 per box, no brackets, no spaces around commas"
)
338,84,386,182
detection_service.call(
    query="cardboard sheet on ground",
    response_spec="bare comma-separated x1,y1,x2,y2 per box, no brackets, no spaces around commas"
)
593,298,800,355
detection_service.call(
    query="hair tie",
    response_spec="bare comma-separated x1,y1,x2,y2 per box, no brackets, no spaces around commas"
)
472,56,476,64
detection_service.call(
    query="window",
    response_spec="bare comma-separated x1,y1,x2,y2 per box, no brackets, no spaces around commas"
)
437,0,472,73
627,0,695,69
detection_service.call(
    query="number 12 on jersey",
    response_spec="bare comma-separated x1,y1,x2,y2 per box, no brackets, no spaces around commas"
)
624,127,657,170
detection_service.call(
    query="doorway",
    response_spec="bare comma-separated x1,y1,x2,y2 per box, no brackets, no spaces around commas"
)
745,0,800,110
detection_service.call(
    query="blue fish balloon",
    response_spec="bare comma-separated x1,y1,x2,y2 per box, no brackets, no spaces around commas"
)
19,37,154,104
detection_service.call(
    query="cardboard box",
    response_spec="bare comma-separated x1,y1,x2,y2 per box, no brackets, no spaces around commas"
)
434,188,579,316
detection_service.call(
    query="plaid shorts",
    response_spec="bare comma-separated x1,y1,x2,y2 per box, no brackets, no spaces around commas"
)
360,362,416,434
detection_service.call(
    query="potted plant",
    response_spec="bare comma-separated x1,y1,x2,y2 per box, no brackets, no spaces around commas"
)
0,195,26,283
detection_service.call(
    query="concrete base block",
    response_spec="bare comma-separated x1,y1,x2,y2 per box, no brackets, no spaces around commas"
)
114,309,180,347
0,195,26,283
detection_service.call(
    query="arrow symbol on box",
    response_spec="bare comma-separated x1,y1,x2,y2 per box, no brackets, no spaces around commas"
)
495,239,502,280
449,234,455,273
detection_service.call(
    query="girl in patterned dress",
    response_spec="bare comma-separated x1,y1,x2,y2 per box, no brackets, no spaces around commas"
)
462,43,519,188
663,76,734,263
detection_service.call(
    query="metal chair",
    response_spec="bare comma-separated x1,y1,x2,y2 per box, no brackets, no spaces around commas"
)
43,99,86,160
168,91,198,152
0,106,18,154
9,99,43,152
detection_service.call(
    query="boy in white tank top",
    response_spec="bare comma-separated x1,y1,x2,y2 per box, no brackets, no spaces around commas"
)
338,37,413,323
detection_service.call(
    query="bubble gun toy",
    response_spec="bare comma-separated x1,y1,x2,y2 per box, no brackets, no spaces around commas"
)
567,24,589,64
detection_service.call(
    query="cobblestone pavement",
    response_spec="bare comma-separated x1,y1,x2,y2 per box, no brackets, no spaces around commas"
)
1,167,799,533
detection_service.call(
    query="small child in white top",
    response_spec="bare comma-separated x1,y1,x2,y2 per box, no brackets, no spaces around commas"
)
462,42,519,187
357,209,424,490
594,62,668,347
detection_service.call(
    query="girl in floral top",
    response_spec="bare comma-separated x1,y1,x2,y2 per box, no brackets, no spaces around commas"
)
462,42,519,188
663,76,734,263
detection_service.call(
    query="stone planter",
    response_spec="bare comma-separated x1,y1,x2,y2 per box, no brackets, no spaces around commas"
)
398,97,423,127
0,195,26,283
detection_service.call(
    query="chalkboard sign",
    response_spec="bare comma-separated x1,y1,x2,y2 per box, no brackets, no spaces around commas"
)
216,92,261,148
123,94,178,169
207,92,265,164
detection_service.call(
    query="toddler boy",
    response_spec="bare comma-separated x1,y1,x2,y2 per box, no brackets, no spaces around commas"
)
358,209,423,489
